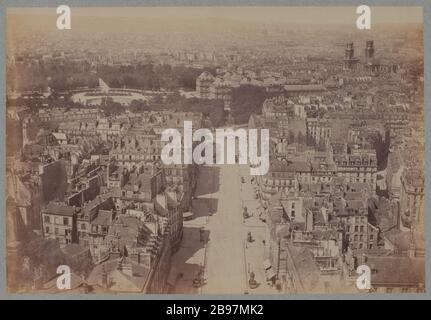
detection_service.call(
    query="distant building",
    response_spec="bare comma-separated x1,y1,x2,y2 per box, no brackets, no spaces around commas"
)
284,84,327,97
333,198,369,251
345,254,425,293
86,214,172,293
196,71,215,99
363,40,399,74
306,118,332,145
42,202,80,245
400,170,424,230
342,40,399,74
343,43,359,70
333,150,377,191
364,40,375,64
261,160,309,199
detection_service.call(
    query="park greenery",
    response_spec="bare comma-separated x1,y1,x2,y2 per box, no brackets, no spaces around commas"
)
97,64,216,91
146,93,225,127
229,85,273,124
9,60,275,126
8,60,216,92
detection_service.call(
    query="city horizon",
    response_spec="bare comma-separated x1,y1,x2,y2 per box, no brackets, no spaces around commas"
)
5,5,425,296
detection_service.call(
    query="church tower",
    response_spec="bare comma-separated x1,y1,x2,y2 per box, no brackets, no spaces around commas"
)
343,42,359,70
365,40,375,64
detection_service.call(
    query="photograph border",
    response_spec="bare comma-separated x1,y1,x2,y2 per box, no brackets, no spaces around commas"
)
0,0,429,300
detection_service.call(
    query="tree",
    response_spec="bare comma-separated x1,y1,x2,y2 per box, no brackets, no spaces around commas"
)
100,97,125,116
128,99,148,113
151,94,163,105
230,85,273,124
145,93,225,127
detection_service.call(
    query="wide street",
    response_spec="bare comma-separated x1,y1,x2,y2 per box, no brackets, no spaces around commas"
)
201,164,246,294
171,163,277,294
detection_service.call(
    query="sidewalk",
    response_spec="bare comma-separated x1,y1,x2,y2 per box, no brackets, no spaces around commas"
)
170,165,222,293
244,228,277,294
170,226,207,294
239,165,278,294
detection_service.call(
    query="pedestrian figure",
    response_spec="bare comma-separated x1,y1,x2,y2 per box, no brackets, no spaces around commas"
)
249,271,257,289
247,231,253,243
243,206,249,219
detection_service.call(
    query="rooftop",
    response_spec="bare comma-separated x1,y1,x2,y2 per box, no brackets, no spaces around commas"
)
86,257,151,293
368,256,425,287
284,84,327,92
43,202,80,217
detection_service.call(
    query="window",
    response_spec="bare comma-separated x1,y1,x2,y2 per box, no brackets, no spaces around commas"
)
355,226,359,232
63,217,69,226
386,288,393,293
55,228,59,235
291,203,296,209
360,226,364,232
44,215,50,223
291,210,295,217
81,223,86,230
45,226,50,234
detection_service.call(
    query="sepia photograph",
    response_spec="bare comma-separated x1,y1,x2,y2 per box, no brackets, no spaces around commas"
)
5,5,425,295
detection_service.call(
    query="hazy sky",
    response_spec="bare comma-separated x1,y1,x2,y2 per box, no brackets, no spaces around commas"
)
7,6,423,31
